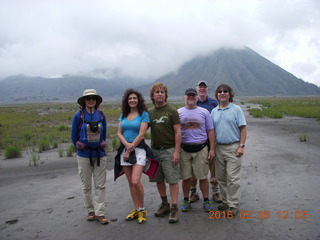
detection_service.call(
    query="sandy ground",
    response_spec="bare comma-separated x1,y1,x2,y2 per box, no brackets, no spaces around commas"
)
1,106,320,240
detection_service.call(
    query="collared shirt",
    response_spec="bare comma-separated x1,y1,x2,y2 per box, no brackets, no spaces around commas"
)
196,96,219,113
211,103,246,144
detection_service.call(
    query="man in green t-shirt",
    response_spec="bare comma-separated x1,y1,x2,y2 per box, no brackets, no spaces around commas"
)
148,82,181,224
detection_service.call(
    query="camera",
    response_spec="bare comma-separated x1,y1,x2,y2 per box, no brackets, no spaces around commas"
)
89,121,99,133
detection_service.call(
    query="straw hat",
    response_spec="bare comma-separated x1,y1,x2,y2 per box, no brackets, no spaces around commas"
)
77,89,103,108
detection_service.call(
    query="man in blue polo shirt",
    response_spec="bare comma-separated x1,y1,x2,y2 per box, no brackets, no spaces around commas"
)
189,80,222,204
211,83,247,216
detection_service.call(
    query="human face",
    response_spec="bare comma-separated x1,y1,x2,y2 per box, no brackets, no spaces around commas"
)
128,93,138,108
217,88,229,103
184,94,198,108
196,84,208,98
153,88,166,106
85,96,97,108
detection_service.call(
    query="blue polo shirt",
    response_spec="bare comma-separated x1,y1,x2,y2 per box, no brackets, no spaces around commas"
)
197,96,218,113
211,103,246,144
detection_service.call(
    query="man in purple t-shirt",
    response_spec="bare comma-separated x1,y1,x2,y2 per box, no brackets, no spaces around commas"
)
178,88,216,212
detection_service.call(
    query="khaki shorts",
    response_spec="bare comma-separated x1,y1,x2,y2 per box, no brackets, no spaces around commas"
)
180,146,209,180
149,147,180,184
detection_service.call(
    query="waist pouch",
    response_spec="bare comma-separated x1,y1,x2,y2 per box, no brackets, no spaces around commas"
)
76,141,106,167
181,142,207,153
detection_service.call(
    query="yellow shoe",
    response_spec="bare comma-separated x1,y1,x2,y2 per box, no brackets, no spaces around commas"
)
126,209,138,221
137,210,147,224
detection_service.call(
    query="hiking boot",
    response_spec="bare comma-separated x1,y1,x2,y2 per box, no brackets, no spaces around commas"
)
218,203,229,210
213,193,223,203
190,191,200,203
87,212,95,221
154,202,170,217
229,207,239,216
203,200,213,212
169,206,179,223
137,210,147,224
126,209,138,221
95,216,109,225
180,200,191,212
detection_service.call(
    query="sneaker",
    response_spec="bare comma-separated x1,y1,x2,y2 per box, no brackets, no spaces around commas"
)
126,209,138,221
229,207,238,216
154,202,170,217
169,206,179,223
190,191,200,203
213,193,223,203
137,210,147,224
218,203,229,210
87,212,95,221
180,200,191,212
95,216,109,225
203,200,213,212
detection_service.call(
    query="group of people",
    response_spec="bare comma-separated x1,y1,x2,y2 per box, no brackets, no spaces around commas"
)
71,81,247,225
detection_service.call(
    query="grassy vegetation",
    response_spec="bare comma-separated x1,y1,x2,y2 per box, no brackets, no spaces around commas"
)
1,98,318,159
247,97,320,121
0,102,121,158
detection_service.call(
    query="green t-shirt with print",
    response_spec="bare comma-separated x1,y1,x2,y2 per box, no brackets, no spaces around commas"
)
148,104,180,150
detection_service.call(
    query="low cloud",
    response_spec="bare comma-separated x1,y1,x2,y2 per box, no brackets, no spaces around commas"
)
0,0,319,86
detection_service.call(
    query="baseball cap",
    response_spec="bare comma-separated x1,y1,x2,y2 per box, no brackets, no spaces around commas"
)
197,80,208,87
185,88,198,95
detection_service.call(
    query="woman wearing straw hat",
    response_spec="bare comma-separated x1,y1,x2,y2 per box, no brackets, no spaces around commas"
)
71,89,108,225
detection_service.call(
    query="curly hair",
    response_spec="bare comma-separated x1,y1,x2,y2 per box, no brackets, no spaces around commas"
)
121,88,147,118
214,84,235,103
149,82,168,105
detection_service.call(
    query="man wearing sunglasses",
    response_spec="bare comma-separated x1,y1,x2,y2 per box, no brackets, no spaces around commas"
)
211,84,247,216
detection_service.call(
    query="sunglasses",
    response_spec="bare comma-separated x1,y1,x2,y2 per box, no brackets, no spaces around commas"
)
218,89,229,94
85,96,97,101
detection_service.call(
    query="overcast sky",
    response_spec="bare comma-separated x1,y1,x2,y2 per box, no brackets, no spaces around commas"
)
1,0,319,86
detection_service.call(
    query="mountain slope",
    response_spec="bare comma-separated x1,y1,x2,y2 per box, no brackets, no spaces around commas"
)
1,47,319,104
143,47,320,96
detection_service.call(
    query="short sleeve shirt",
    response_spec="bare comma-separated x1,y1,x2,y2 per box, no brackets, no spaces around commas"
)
178,106,214,144
148,104,180,149
119,111,150,143
211,103,246,144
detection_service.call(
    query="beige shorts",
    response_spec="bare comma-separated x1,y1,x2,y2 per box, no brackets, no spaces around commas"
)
180,146,209,180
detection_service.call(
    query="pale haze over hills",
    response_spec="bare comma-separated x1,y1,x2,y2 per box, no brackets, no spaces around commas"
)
0,47,319,104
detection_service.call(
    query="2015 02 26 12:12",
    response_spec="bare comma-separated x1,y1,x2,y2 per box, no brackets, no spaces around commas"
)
208,210,308,220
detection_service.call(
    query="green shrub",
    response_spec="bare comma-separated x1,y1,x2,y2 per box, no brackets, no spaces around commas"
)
58,149,64,157
23,131,33,141
38,136,51,152
112,137,120,151
66,144,75,157
4,145,22,159
52,141,58,149
57,124,68,131
145,132,151,139
299,135,307,142
29,152,41,166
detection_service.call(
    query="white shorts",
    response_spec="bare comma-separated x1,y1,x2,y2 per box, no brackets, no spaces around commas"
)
120,147,147,166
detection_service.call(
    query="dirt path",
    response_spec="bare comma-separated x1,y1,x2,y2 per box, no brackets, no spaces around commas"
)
1,109,320,240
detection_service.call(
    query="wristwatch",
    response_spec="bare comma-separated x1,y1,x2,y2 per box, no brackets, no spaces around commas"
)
239,144,245,148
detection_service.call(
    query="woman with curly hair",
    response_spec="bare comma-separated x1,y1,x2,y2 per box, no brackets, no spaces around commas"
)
116,88,150,224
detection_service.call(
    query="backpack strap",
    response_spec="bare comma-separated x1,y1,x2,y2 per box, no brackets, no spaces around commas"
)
76,108,84,142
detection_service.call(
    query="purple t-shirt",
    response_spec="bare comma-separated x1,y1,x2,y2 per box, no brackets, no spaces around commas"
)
178,106,214,144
